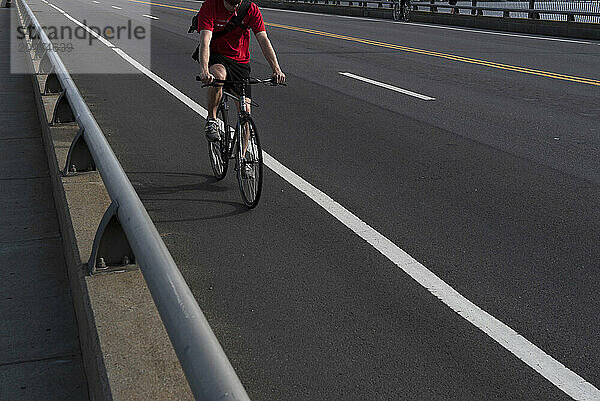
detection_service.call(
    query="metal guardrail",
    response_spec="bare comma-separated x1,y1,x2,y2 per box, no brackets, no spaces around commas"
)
410,0,600,22
280,0,600,23
14,0,251,400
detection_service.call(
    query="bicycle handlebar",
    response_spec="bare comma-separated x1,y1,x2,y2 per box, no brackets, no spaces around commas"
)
196,76,287,87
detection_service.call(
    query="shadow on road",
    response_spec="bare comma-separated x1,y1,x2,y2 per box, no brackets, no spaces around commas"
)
125,171,251,220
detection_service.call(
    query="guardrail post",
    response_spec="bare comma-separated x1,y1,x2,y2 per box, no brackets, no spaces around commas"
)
33,40,46,59
88,200,136,275
44,72,62,94
63,128,97,176
38,52,53,74
51,90,76,124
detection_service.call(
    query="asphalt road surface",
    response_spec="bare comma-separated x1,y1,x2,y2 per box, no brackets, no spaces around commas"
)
25,1,600,399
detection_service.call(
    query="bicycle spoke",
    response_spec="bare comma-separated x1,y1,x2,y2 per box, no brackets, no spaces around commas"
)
236,118,262,208
208,106,230,180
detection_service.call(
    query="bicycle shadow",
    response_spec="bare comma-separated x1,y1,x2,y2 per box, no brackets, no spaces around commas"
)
126,171,250,220
146,197,248,222
128,171,227,194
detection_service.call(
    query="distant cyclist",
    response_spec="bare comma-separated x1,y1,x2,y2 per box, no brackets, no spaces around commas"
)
197,0,286,142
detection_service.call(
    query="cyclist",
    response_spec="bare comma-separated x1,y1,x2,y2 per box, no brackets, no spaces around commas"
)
197,0,286,142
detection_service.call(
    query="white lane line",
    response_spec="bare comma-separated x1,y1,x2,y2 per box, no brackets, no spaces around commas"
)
41,0,48,3
406,21,600,45
337,15,385,22
48,3,65,12
263,8,599,46
93,1,100,3
62,12,115,47
112,5,122,9
339,72,435,100
262,155,600,401
143,14,159,19
49,9,600,400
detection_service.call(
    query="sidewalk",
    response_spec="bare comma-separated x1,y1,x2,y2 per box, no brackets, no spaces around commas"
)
0,8,89,401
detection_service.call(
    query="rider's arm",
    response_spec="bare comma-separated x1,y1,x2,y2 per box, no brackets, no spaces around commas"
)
199,29,213,84
255,31,286,84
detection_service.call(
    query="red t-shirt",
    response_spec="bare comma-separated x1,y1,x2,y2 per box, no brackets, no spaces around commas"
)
197,0,265,64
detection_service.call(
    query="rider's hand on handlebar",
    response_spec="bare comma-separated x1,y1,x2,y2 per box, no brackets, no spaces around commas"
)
200,69,215,85
271,69,286,85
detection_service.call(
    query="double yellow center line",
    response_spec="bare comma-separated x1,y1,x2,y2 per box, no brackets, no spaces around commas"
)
266,23,600,86
127,0,600,86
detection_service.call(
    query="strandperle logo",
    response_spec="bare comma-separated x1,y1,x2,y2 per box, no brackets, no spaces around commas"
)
16,20,147,46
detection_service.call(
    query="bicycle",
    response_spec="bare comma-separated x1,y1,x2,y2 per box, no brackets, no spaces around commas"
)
393,0,412,21
197,76,285,208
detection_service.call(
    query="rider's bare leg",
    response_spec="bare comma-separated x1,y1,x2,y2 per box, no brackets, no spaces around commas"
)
207,64,226,119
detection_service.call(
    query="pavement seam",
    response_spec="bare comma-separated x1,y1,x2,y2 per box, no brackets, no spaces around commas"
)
0,176,49,181
0,235,62,245
0,136,41,141
0,354,82,368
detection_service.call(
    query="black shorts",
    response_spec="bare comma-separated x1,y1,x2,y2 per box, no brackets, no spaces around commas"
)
209,53,252,98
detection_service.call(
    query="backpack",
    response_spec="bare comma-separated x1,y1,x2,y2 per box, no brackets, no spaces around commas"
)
190,0,252,62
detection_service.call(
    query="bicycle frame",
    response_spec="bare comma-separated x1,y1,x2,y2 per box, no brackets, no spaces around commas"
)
200,75,284,207
217,79,259,159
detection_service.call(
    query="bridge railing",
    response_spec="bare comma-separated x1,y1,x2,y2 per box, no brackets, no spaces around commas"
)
279,0,600,23
411,0,600,23
14,0,251,399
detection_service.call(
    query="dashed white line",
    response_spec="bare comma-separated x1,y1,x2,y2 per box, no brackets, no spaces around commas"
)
111,5,122,9
39,7,600,400
93,1,100,3
339,72,435,100
142,14,159,19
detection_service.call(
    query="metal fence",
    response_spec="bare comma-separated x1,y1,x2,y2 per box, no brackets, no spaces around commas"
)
284,0,600,23
422,1,600,23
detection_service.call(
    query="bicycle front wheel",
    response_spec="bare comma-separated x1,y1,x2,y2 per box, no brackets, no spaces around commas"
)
393,2,401,21
235,117,263,209
208,106,231,180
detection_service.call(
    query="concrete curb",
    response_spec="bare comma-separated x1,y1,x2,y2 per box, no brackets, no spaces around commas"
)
256,0,600,40
20,14,194,401
25,54,111,401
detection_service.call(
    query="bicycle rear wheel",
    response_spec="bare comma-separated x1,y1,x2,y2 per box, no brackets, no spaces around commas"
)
402,0,412,21
235,116,263,209
208,106,231,180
